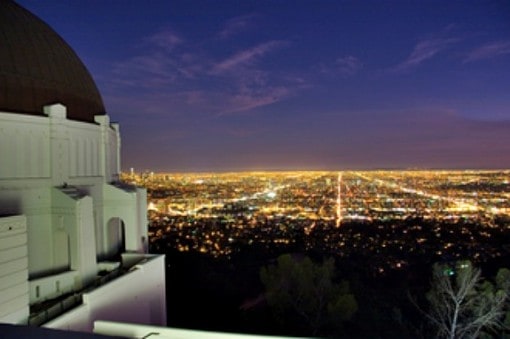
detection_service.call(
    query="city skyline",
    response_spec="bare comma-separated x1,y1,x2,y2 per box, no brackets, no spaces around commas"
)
141,169,510,270
19,0,510,171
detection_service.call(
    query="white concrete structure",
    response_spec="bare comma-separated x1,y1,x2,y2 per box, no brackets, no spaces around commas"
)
0,100,165,330
0,0,166,332
44,254,166,333
94,320,308,339
0,216,29,324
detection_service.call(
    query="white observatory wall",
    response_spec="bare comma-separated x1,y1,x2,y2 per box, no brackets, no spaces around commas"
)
94,115,120,183
50,189,98,288
43,255,166,332
0,186,53,277
102,185,148,255
0,112,55,277
0,106,123,277
0,107,123,304
67,121,102,178
75,196,97,286
136,187,149,252
29,270,78,305
0,216,29,325
0,113,50,178
0,105,159,328
108,124,120,181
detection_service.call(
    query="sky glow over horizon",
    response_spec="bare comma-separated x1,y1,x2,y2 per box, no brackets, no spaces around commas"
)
19,0,510,172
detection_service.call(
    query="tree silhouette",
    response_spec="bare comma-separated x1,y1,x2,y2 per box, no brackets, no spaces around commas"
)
424,261,508,339
260,254,357,336
496,268,510,338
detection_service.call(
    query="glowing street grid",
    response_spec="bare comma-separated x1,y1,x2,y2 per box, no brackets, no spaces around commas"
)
126,170,510,275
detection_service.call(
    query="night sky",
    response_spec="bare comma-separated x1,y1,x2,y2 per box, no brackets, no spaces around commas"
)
19,0,510,171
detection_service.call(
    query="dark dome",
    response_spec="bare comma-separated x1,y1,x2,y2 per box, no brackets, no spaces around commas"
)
0,0,105,123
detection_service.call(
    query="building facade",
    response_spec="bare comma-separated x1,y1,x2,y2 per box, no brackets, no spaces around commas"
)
0,0,165,331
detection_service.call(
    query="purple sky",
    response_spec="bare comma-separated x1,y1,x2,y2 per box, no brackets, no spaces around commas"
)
20,0,510,171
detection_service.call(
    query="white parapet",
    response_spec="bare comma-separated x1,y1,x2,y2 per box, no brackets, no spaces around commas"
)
93,320,309,339
43,254,166,333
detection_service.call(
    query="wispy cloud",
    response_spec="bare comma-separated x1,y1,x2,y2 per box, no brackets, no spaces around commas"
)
144,29,183,52
211,40,286,74
209,39,299,115
314,55,363,78
390,37,457,73
102,28,300,117
218,14,257,39
218,86,291,116
464,40,510,63
335,56,363,75
111,53,177,88
107,28,206,91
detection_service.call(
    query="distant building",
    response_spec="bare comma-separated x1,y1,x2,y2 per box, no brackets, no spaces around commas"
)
0,0,165,332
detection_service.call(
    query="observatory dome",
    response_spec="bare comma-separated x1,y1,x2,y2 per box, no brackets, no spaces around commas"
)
0,0,105,122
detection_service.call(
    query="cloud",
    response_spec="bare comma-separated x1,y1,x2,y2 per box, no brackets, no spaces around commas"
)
102,27,299,117
110,52,187,90
218,14,257,39
106,29,205,91
391,37,457,72
110,54,175,88
106,84,293,119
145,29,183,52
464,40,510,63
211,40,285,74
218,86,291,115
208,40,298,114
314,55,363,78
334,56,363,75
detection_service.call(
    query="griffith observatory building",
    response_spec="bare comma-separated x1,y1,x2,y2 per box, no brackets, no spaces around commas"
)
0,0,166,333
0,2,298,338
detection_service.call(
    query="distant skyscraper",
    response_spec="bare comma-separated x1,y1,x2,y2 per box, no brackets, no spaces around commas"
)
0,0,165,332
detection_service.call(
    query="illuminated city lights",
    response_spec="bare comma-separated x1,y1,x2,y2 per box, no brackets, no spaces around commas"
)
125,170,510,275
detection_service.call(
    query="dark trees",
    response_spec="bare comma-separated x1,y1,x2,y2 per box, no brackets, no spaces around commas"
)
260,254,357,336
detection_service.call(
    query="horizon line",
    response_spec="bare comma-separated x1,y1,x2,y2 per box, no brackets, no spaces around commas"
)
121,167,510,174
